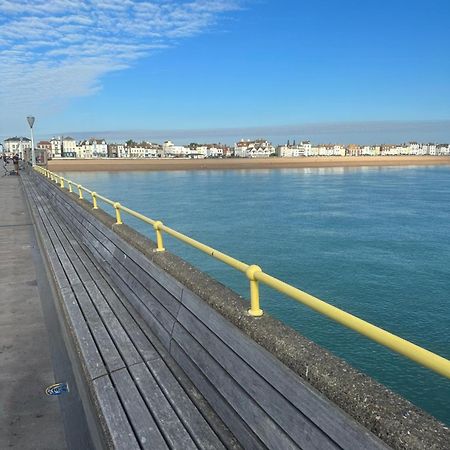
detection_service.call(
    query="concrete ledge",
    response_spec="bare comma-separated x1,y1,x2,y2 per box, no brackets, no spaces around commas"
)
32,171,450,449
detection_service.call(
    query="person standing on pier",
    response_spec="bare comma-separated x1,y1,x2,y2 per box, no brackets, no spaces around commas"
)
12,154,19,175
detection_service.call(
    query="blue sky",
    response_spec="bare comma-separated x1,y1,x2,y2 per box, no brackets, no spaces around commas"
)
1,0,449,144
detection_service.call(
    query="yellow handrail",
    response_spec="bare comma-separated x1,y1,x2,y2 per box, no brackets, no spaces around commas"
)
33,166,450,379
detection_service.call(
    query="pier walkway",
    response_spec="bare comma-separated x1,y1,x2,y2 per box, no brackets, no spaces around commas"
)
0,171,67,448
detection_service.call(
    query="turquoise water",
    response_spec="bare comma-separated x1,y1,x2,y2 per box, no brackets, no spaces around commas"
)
61,166,450,424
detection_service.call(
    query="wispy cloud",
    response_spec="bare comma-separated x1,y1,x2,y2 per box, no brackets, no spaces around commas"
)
0,0,240,131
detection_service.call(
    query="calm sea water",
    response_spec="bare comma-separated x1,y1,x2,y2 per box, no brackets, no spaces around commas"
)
61,166,450,424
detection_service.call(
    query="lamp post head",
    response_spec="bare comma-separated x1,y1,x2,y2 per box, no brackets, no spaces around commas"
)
27,116,35,129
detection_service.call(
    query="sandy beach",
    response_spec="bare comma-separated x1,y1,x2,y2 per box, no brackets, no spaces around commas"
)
47,156,450,172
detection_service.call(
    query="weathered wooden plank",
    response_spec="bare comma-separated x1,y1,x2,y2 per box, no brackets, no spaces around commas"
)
113,242,183,301
28,202,71,291
64,210,180,336
113,246,182,317
73,247,160,363
111,366,169,450
92,276,160,362
80,234,111,270
71,282,125,373
149,351,242,450
111,268,172,350
82,225,116,264
42,182,185,311
56,192,184,301
48,215,92,282
83,279,143,367
129,362,198,450
40,203,128,375
111,261,177,334
170,341,265,450
47,209,146,368
58,286,107,381
92,375,141,450
172,323,299,449
24,183,78,294
57,216,157,366
146,357,227,450
181,290,387,450
26,182,103,384
177,305,337,450
39,211,81,284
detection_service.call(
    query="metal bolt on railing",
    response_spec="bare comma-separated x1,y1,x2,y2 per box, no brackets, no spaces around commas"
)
153,221,165,252
246,265,264,317
114,202,123,225
77,185,83,200
91,192,98,209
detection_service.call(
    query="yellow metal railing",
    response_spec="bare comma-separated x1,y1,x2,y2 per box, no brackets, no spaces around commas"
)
33,166,450,379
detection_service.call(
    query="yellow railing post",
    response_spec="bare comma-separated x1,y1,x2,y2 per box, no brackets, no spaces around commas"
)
246,265,263,317
68,181,73,193
78,185,83,200
114,202,123,225
60,177,64,188
91,192,98,209
153,221,165,252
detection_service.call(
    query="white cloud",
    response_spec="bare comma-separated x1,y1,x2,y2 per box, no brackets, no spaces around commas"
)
0,0,240,132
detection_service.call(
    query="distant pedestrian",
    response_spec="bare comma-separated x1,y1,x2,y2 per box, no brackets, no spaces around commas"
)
2,154,8,176
12,154,19,175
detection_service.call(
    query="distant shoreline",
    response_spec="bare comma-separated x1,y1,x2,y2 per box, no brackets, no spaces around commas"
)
48,156,450,172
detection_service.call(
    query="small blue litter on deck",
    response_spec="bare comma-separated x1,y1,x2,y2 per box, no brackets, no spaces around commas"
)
45,383,69,396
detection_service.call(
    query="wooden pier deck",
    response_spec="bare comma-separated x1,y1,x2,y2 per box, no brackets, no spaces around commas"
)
22,172,240,449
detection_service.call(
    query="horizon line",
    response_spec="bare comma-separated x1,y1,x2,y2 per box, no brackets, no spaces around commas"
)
3,119,450,145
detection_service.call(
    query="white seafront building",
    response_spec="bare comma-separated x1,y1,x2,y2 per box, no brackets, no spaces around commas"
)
234,139,275,158
48,136,83,158
276,141,346,157
3,137,31,158
62,137,77,157
195,144,226,158
50,137,62,158
77,138,108,158
162,140,190,157
128,142,161,158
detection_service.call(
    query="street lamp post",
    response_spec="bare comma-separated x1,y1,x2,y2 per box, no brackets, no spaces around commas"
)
27,116,35,166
